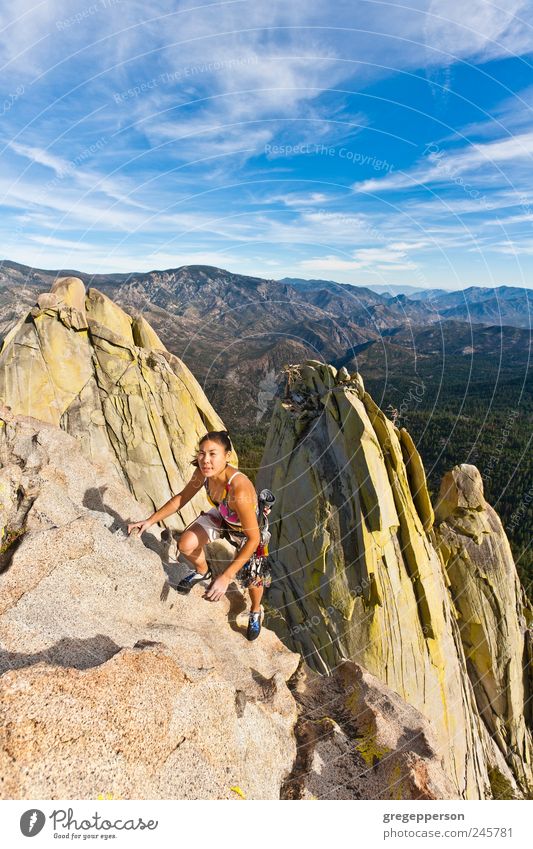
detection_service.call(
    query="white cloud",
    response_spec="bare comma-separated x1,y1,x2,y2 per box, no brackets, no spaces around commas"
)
9,142,70,176
355,248,406,263
389,240,429,251
490,239,533,256
3,0,533,81
2,0,533,286
376,261,417,271
297,238,426,273
423,0,528,62
28,234,98,250
354,130,533,195
6,142,154,215
299,255,364,272
252,190,335,207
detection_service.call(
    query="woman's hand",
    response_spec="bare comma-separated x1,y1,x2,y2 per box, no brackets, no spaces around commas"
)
204,573,231,602
127,518,154,537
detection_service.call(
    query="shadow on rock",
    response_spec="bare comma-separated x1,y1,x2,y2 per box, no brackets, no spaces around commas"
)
0,634,122,675
83,485,164,558
226,586,248,634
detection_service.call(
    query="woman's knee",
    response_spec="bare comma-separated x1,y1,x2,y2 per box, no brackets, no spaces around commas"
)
178,532,198,556
178,527,206,556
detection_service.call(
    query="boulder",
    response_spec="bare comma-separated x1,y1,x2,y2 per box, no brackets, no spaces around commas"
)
282,660,457,800
0,278,230,530
0,647,296,800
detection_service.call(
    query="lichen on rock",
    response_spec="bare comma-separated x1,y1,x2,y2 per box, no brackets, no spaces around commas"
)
258,359,532,799
0,277,229,530
281,660,456,800
434,464,533,794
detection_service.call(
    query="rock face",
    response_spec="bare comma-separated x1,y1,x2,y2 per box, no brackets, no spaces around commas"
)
0,405,462,801
0,408,299,799
258,360,532,799
0,647,297,800
0,277,228,530
1,279,531,801
434,464,533,795
282,660,456,800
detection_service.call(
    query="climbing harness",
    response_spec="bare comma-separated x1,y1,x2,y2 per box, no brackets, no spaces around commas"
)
224,487,276,589
203,469,276,589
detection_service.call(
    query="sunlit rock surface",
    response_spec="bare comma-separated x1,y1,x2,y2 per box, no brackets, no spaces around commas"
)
0,277,229,529
434,464,533,794
0,408,299,799
282,660,457,800
258,360,532,798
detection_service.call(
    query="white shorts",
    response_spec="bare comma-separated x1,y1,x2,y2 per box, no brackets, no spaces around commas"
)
183,508,272,590
185,507,246,548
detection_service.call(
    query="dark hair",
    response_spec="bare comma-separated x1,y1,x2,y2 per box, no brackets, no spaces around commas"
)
191,430,232,466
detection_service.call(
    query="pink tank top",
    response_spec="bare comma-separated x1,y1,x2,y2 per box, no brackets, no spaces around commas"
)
204,470,253,528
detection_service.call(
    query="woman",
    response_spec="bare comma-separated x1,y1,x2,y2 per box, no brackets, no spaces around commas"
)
127,430,265,641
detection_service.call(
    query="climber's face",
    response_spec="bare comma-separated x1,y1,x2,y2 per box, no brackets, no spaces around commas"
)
197,439,230,476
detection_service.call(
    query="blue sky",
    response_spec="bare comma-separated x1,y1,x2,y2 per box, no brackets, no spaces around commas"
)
1,0,533,288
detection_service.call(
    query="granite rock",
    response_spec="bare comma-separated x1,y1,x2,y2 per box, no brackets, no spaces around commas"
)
0,277,229,530
258,360,532,798
0,408,299,799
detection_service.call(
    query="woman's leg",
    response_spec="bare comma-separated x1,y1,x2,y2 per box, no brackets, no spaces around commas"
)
248,583,264,613
178,523,210,573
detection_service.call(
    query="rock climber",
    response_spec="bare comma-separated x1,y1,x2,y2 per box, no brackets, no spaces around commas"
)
127,430,269,641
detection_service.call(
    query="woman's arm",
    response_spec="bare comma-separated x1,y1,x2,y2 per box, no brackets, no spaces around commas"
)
127,466,205,535
204,477,260,601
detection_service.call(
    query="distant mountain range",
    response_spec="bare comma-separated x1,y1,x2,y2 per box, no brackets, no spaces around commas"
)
280,276,533,325
0,260,531,429
280,277,442,298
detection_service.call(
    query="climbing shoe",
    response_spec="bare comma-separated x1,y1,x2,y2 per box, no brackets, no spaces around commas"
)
175,568,212,595
246,611,262,641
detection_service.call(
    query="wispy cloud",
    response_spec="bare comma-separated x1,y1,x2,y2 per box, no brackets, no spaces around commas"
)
299,255,365,272
297,236,428,275
423,0,530,61
1,0,533,284
354,130,533,196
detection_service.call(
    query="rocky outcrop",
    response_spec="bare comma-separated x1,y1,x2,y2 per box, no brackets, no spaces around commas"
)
0,646,298,800
1,278,531,801
282,660,456,800
258,360,532,799
434,464,533,794
0,405,463,801
0,407,299,799
0,277,228,530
